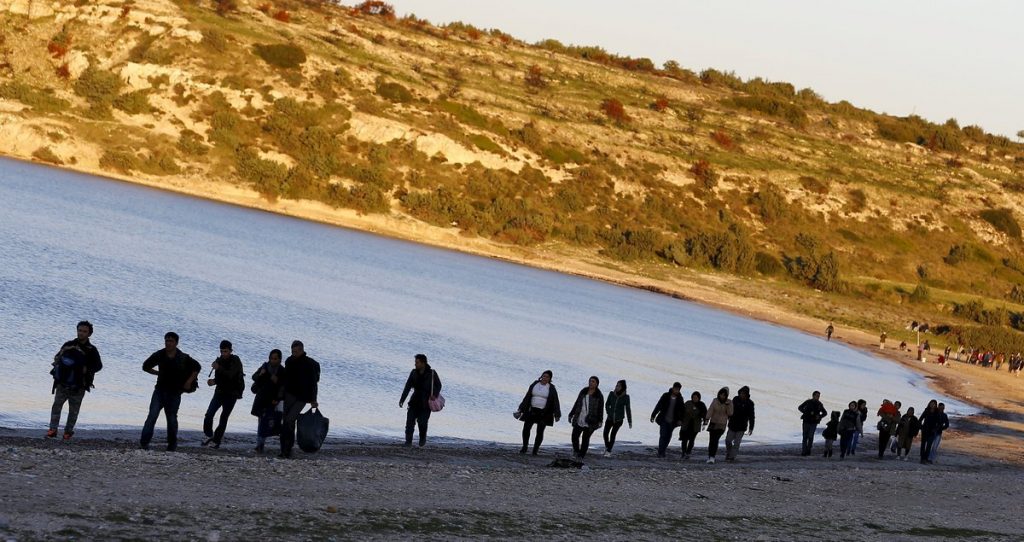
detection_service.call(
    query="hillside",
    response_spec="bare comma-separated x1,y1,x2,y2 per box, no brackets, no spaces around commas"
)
2,0,1024,351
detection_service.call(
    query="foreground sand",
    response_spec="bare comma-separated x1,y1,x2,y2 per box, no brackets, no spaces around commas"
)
1,428,1021,541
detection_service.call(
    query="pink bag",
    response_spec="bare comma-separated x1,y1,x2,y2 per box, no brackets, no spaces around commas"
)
428,369,445,412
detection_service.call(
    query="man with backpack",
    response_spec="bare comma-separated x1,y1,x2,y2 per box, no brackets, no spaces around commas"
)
279,340,319,459
202,340,245,449
47,321,103,441
140,332,201,452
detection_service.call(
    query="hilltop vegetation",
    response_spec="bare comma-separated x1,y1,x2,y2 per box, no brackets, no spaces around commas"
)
1,0,1023,351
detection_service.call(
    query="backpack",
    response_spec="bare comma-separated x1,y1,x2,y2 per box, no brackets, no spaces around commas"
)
51,352,84,393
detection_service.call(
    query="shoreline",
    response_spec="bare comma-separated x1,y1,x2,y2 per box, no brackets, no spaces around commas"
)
4,154,1023,465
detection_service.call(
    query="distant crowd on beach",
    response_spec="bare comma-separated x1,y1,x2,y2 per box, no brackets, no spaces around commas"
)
46,321,952,465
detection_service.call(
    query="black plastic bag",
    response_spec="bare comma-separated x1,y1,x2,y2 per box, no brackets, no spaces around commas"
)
297,408,329,453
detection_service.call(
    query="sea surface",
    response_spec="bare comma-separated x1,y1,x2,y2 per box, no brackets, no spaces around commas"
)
0,157,970,446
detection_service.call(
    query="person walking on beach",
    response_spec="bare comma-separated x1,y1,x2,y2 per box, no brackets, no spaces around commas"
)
895,407,920,461
251,349,286,453
928,402,950,463
679,391,707,460
875,399,900,459
879,332,887,349
838,401,862,459
280,340,319,459
568,376,604,462
516,370,561,455
650,382,684,458
724,386,754,462
918,400,940,464
825,322,834,341
849,399,867,455
202,340,244,449
821,411,839,458
705,387,733,464
603,380,632,457
47,321,103,441
798,391,828,456
399,353,442,448
140,332,201,451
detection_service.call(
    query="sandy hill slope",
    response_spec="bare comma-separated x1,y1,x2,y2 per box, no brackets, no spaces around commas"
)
2,0,1024,351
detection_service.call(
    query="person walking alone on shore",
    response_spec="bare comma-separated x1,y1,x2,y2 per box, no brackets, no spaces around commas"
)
280,340,319,459
140,332,200,452
895,407,920,461
251,349,286,453
399,354,442,448
825,322,834,341
838,401,862,460
798,391,827,456
47,321,103,441
879,332,887,349
650,382,684,458
516,371,561,455
705,387,733,464
603,380,632,457
821,411,839,458
679,391,707,460
875,399,900,459
724,386,754,462
202,340,244,449
568,376,604,462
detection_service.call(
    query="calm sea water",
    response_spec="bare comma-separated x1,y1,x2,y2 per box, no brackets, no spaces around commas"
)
0,157,969,445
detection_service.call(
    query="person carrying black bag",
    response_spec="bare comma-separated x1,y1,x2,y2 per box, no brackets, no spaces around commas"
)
251,349,286,453
279,340,319,459
399,354,442,448
47,320,103,441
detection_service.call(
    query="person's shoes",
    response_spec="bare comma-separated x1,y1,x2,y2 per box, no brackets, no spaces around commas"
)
683,454,690,460
45,429,58,438
603,450,611,458
531,450,539,456
706,457,715,464
926,460,934,465
62,432,73,441
255,444,264,453
166,446,176,452
404,441,413,448
657,453,666,459
139,443,149,451
278,452,291,459
211,442,220,449
519,447,527,455
201,438,213,447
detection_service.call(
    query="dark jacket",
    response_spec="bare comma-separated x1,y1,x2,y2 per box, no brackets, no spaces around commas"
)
728,396,755,433
52,338,103,394
283,354,320,403
679,399,707,436
569,388,604,430
400,365,442,413
605,391,632,425
651,391,685,426
143,349,201,393
822,419,839,440
211,354,244,398
934,412,950,434
517,381,561,427
838,408,862,433
919,408,945,436
250,362,286,416
798,399,827,424
896,413,921,441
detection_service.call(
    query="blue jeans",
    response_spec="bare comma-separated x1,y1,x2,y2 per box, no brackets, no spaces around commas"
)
928,433,942,461
140,389,182,450
850,430,861,454
801,421,818,455
203,393,237,445
657,421,677,457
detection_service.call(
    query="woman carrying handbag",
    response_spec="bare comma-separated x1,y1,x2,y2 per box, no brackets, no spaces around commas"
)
399,354,442,448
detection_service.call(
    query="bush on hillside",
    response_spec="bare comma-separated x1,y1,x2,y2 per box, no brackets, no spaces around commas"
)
690,159,718,189
113,90,151,115
99,149,140,173
375,80,414,103
799,176,829,195
754,251,784,276
74,67,123,105
600,98,629,124
979,208,1021,239
353,1,396,19
1008,285,1024,304
236,147,288,199
751,182,787,223
253,43,306,69
710,130,735,150
0,82,69,113
524,65,547,90
32,146,63,165
909,283,931,303
727,96,808,128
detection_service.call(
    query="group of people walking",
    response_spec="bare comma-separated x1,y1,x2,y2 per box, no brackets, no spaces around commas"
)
46,322,952,465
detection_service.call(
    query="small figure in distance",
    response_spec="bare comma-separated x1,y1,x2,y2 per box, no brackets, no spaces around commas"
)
650,382,684,459
251,348,286,453
399,353,442,448
567,376,604,463
140,332,201,452
515,370,561,456
279,340,319,459
679,391,707,460
798,390,828,456
825,322,834,342
47,320,103,441
602,380,632,458
202,340,244,449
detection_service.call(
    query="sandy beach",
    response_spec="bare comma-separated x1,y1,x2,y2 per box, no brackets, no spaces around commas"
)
1,427,1022,541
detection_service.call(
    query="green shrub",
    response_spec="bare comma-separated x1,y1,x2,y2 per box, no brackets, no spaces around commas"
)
754,251,783,275
0,82,70,113
99,149,140,173
846,188,867,212
177,129,209,156
347,184,391,214
139,148,180,176
543,144,586,165
202,29,229,52
375,80,414,103
751,182,787,223
979,208,1021,239
783,234,843,291
311,68,351,100
948,325,1024,353
467,134,505,155
690,160,718,189
909,283,931,303
1008,285,1024,303
112,90,151,115
727,96,807,128
799,176,829,194
74,67,122,105
236,147,288,198
944,244,970,265
32,146,63,165
601,228,665,261
253,43,307,69
680,225,755,274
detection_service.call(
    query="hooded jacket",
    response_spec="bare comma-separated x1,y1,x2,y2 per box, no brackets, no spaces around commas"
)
569,388,604,430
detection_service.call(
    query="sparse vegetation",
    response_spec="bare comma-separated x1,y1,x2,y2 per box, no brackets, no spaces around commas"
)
253,43,307,69
32,146,62,165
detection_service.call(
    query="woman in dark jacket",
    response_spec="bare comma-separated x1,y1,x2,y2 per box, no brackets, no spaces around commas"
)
679,391,707,460
568,376,604,462
516,370,561,455
603,380,632,456
251,349,286,453
399,354,442,448
838,401,863,459
895,407,921,461
918,399,940,464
